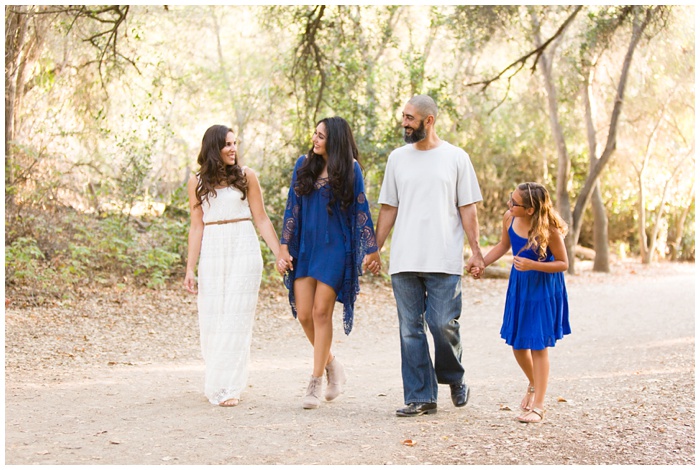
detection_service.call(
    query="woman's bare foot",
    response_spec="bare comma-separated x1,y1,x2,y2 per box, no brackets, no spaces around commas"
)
520,385,535,411
219,398,239,407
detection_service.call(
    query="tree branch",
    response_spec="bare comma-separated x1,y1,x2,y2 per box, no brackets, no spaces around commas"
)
291,5,327,123
62,5,134,88
465,5,583,91
572,6,657,235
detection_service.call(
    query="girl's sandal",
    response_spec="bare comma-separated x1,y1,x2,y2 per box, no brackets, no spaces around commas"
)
219,398,240,407
517,407,545,423
520,386,535,411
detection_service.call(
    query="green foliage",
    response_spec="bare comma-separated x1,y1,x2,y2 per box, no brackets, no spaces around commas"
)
5,207,187,297
259,242,281,286
129,215,190,288
5,4,696,301
448,5,520,46
115,129,154,219
6,237,47,281
667,200,696,261
133,247,181,289
5,235,86,301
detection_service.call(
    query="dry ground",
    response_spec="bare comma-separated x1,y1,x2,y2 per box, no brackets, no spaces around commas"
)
4,260,695,465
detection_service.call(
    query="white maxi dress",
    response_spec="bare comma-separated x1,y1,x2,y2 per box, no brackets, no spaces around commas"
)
197,186,263,404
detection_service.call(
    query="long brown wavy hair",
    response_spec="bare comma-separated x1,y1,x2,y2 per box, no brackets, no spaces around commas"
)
517,182,568,260
195,124,248,207
295,116,358,214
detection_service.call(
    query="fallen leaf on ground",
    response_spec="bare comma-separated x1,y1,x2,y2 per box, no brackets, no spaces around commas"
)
402,439,416,447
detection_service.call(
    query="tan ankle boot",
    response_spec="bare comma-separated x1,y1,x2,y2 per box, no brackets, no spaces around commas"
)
324,357,346,401
302,375,323,409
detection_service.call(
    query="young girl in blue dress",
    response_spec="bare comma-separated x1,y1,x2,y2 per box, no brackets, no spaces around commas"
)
478,182,570,423
276,116,381,409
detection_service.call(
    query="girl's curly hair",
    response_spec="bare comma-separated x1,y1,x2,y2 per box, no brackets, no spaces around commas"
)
517,182,568,260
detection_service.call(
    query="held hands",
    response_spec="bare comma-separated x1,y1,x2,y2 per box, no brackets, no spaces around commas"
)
275,251,380,275
276,252,294,275
184,269,198,294
466,253,485,279
363,251,381,275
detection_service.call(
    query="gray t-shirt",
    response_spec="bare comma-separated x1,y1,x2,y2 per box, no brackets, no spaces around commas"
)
378,141,482,275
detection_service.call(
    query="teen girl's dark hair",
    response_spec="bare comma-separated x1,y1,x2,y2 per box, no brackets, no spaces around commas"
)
295,116,359,214
195,124,248,207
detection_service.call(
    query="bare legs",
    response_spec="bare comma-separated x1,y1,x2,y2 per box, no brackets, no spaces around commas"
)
513,349,535,411
294,277,336,376
512,348,549,422
294,277,340,409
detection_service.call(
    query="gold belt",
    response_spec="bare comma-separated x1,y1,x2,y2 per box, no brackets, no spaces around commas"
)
204,217,252,226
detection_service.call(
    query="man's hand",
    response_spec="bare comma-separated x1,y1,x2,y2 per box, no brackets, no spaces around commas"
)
363,251,381,275
466,252,485,279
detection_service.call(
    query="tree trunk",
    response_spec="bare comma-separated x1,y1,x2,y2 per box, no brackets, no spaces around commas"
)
583,64,610,272
4,6,27,202
633,75,680,264
668,181,695,261
646,155,691,263
590,186,610,270
571,7,653,256
645,182,668,263
637,172,650,263
212,7,253,165
530,8,575,271
5,6,44,206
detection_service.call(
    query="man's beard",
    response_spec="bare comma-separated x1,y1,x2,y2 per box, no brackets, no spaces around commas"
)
403,119,427,144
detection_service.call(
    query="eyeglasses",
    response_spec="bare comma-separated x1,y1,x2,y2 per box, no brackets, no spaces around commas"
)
508,192,528,208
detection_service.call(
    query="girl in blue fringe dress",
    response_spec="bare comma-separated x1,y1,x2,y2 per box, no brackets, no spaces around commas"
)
477,182,570,423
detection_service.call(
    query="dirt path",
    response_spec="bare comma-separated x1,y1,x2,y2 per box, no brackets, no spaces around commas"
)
4,261,695,465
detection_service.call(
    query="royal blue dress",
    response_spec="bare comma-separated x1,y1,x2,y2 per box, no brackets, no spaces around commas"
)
500,219,571,350
281,155,378,334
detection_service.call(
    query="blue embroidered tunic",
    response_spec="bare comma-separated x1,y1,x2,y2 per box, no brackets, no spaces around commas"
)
281,155,378,334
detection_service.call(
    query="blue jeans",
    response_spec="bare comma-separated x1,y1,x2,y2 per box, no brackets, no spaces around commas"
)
391,272,465,404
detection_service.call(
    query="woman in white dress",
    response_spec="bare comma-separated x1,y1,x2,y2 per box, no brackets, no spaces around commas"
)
184,124,281,407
